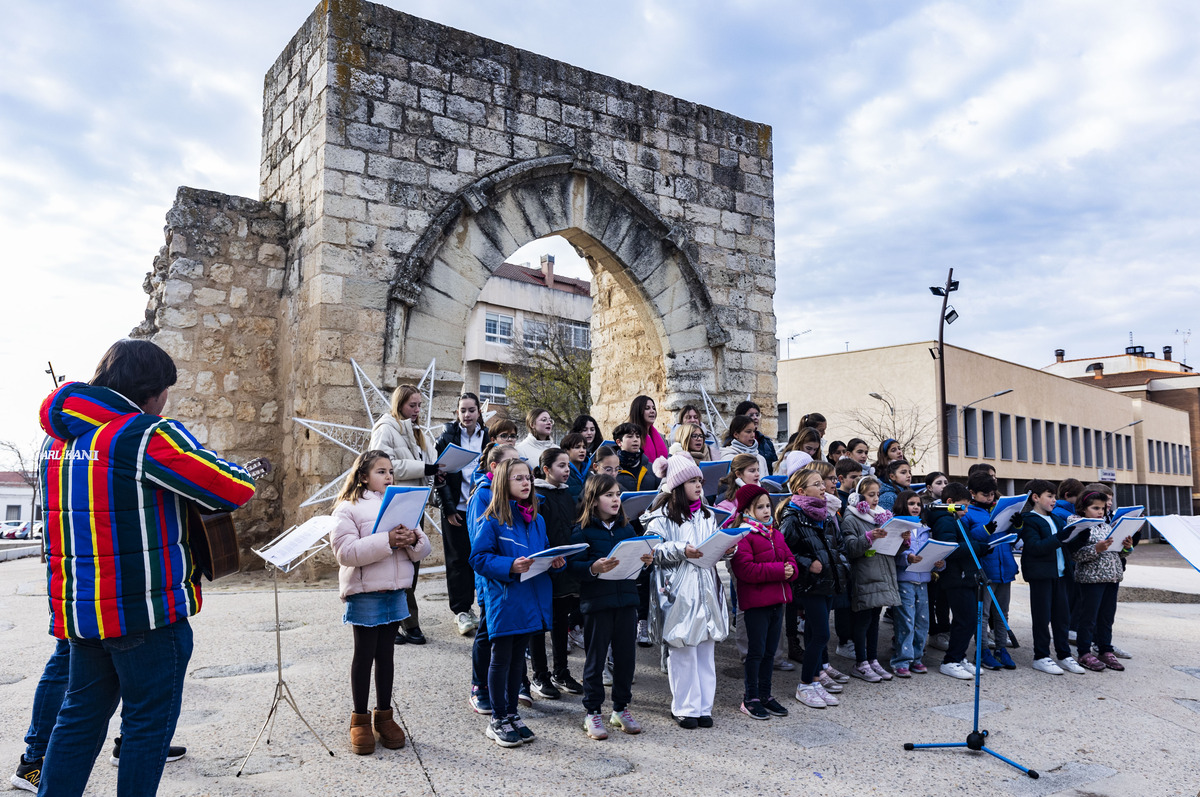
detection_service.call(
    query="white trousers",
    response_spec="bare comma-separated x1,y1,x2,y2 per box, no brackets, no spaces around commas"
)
667,640,716,718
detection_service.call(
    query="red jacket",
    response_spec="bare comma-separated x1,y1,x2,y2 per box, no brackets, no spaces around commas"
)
730,522,798,610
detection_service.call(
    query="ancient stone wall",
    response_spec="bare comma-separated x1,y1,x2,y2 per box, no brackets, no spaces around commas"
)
134,187,287,560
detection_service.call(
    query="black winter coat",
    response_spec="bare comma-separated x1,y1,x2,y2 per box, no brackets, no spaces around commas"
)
1016,511,1068,581
778,504,849,597
536,480,581,597
434,421,488,515
567,519,644,613
928,510,987,589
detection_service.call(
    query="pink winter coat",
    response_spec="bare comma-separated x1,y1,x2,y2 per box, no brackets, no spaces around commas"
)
730,523,798,610
331,491,432,601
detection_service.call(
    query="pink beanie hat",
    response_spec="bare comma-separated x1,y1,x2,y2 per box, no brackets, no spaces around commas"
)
656,453,704,493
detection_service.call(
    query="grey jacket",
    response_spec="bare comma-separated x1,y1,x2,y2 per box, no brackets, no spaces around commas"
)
841,510,901,611
645,507,731,648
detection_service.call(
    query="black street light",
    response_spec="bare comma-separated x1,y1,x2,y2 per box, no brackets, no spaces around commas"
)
869,392,895,417
932,269,958,474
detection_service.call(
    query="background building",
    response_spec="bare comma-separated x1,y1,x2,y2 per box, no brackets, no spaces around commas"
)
777,342,1193,515
0,471,36,525
461,254,591,408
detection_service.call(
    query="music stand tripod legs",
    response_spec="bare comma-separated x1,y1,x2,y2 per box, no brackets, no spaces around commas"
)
904,519,1038,779
237,566,334,776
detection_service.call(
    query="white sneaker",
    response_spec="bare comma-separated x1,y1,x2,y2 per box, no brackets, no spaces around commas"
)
814,682,839,706
774,659,795,671
1058,656,1087,674
1111,645,1133,659
939,661,973,680
835,641,856,659
636,620,651,647
794,683,827,708
456,611,478,636
816,670,843,693
959,659,977,676
1032,657,1064,675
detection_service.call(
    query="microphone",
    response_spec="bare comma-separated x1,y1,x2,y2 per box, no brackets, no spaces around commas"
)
929,502,966,512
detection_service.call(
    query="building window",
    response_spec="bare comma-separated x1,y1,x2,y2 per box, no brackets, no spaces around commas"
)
1045,422,1056,464
1187,446,1193,476
982,411,995,459
1095,430,1104,468
1157,440,1164,473
1173,443,1180,474
1000,414,1013,461
1148,440,1156,472
963,407,978,458
478,372,508,405
1031,419,1042,463
485,312,514,345
1115,433,1123,470
1071,426,1082,466
1083,428,1093,468
777,404,789,443
945,404,959,456
5,505,19,522
1015,416,1027,462
522,319,548,348
1125,436,1133,472
1059,424,1070,466
563,320,591,350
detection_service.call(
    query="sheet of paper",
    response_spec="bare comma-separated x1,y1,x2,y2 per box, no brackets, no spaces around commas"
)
988,495,1029,535
1146,515,1200,574
768,493,791,510
436,443,480,474
1113,505,1144,522
691,528,750,569
519,543,590,581
619,491,659,522
597,535,663,581
1105,516,1144,546
710,506,733,529
988,533,1018,548
255,516,338,569
870,517,923,556
699,461,731,497
905,539,958,573
372,485,432,534
1061,517,1105,544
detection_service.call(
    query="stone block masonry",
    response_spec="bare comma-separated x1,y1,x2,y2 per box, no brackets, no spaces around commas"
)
137,0,777,564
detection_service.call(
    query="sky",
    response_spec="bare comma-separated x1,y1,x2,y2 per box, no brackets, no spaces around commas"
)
2,0,1199,457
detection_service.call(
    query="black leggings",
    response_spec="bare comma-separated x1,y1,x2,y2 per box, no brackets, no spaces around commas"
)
351,622,400,714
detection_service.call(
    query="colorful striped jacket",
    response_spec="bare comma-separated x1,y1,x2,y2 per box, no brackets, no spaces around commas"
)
38,382,255,639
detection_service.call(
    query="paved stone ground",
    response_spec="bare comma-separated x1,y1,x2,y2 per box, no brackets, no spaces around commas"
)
3,554,1199,796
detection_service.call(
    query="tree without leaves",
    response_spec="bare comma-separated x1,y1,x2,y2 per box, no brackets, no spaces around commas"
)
842,393,939,470
502,318,591,431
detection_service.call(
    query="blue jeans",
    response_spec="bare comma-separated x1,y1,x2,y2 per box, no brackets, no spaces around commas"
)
39,619,193,797
891,581,929,669
24,639,70,762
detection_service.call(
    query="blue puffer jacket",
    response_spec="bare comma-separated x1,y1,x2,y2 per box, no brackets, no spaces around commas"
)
469,501,554,638
965,503,1019,584
877,479,900,512
1051,499,1075,524
466,470,494,600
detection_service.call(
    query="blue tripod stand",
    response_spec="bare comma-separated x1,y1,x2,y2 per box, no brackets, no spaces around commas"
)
904,515,1039,779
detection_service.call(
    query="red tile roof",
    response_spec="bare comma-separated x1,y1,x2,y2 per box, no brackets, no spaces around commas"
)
493,262,591,297
0,471,32,486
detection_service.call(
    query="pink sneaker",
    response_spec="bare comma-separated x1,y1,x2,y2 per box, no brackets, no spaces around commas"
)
816,670,843,693
823,664,851,683
851,661,881,683
869,660,893,680
910,661,928,674
893,666,911,678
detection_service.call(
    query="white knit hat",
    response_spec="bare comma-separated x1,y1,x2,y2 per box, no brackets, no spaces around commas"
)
657,453,704,493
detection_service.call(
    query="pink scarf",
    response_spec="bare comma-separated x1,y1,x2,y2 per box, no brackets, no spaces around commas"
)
687,498,704,516
517,503,535,524
791,494,828,521
746,518,774,536
644,426,669,462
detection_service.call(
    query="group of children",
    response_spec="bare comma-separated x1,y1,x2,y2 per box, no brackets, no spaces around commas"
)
328,391,1138,753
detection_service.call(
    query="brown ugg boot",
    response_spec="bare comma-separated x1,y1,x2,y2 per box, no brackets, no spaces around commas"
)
373,708,407,749
350,712,375,755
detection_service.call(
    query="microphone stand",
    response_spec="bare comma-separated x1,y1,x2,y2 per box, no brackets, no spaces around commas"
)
904,511,1038,779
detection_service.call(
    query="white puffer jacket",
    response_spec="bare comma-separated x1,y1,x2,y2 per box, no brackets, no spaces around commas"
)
369,414,435,486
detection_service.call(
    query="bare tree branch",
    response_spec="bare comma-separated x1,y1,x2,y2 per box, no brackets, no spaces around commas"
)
840,392,939,468
502,318,591,430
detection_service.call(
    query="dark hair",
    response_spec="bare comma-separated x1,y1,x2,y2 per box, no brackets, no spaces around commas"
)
612,422,641,441
872,438,902,474
590,445,619,471
651,482,712,526
724,414,756,446
721,453,761,502
924,471,947,485
90,339,177,407
800,412,826,429
576,474,628,528
885,459,911,477
457,392,481,410
735,400,761,416
847,437,868,453
835,458,861,478
1056,478,1084,499
895,489,922,516
1075,490,1109,516
629,395,656,435
487,417,519,439
942,482,970,503
1082,482,1113,497
780,426,820,458
677,404,702,424
968,463,997,477
825,439,846,464
967,473,998,494
569,415,604,453
1025,478,1056,497
538,447,567,479
560,432,586,452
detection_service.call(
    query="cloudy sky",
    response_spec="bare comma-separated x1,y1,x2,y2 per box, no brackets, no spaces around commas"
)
2,0,1199,453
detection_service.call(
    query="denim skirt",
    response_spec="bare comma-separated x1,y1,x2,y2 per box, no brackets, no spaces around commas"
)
343,589,411,627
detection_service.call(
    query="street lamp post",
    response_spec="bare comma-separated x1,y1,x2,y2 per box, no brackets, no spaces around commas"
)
930,269,958,474
869,392,895,417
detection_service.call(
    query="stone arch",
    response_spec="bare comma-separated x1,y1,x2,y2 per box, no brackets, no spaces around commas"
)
383,155,732,429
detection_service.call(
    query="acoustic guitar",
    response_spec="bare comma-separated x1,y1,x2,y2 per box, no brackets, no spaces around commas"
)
188,457,272,581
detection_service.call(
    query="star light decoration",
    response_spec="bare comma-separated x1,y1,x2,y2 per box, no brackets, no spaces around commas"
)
293,359,438,507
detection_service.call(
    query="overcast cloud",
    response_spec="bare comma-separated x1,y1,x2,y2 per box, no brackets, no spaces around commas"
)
2,0,1198,450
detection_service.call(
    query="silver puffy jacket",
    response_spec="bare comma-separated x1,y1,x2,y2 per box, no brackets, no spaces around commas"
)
644,507,731,648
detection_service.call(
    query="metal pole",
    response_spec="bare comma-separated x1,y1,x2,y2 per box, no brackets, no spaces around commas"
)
937,268,953,476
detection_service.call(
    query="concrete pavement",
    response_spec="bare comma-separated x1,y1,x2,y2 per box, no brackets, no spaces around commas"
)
2,552,1199,796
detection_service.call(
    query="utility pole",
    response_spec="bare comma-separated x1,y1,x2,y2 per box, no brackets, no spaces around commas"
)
932,269,956,475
